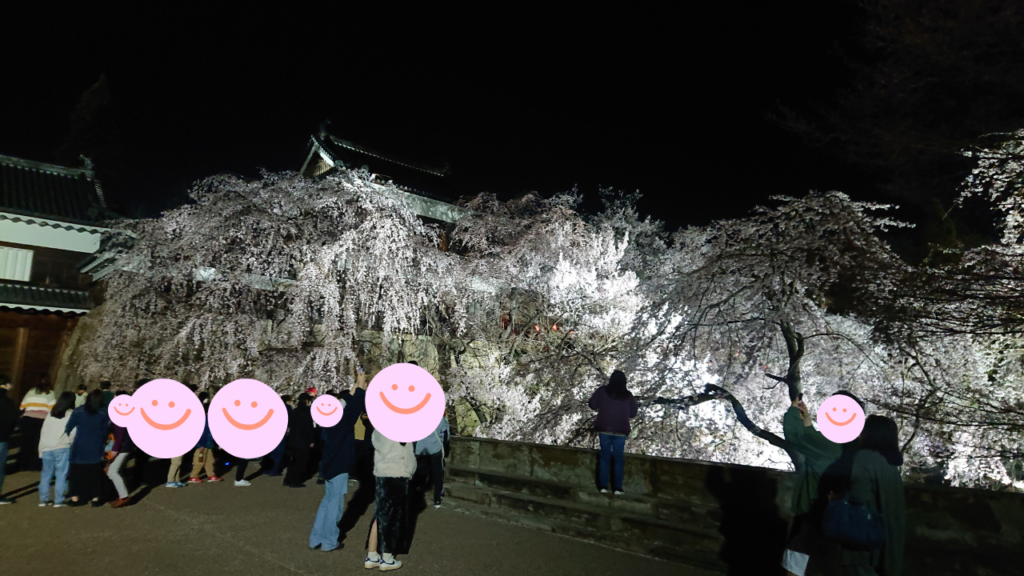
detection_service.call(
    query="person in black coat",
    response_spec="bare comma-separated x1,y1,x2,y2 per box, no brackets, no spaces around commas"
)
0,377,19,504
284,393,315,487
66,390,110,506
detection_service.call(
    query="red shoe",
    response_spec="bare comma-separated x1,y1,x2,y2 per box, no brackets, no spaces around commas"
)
188,477,203,484
206,476,223,482
110,497,130,508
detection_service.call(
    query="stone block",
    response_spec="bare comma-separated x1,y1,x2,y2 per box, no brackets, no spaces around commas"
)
492,493,611,530
575,489,656,516
445,482,490,506
530,443,597,488
656,500,720,532
445,466,478,484
476,471,575,500
450,436,480,469
477,439,532,476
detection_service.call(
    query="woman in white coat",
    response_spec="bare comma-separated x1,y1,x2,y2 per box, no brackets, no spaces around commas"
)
363,427,417,572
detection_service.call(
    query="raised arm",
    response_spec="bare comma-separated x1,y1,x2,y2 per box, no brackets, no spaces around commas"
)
65,410,80,436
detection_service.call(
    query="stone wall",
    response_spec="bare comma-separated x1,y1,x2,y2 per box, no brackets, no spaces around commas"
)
449,436,1023,576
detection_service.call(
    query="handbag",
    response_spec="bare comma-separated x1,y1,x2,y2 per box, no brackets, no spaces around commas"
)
822,496,887,551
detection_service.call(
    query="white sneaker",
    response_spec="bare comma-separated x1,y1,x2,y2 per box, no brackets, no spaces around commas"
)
364,555,381,569
599,488,610,494
378,557,403,571
39,502,50,507
235,479,251,487
53,503,66,508
614,490,625,496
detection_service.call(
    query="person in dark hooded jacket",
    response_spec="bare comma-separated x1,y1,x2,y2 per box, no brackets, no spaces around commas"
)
285,393,315,487
587,370,638,495
0,377,18,504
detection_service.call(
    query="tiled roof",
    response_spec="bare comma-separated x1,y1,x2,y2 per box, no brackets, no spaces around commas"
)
309,134,455,204
0,282,90,313
0,154,113,225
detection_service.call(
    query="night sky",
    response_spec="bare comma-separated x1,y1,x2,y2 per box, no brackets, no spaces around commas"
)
1,3,868,233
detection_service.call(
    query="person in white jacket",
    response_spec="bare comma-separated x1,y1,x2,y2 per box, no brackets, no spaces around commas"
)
363,428,417,572
38,392,76,507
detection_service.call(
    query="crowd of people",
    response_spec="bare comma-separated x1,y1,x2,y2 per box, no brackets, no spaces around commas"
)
1,367,906,574
0,365,450,572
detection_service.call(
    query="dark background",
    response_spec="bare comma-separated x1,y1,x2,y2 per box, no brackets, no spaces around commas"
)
0,2,974,248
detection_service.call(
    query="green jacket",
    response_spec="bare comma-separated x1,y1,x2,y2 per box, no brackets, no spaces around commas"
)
783,406,842,516
843,449,906,576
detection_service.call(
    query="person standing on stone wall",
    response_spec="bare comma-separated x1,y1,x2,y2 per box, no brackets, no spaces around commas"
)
0,377,20,504
18,375,56,472
587,370,638,495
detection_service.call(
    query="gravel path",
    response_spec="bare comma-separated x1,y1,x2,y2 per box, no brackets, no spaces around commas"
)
0,467,712,576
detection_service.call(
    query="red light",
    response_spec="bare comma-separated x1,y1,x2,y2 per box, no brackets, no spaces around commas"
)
534,324,540,332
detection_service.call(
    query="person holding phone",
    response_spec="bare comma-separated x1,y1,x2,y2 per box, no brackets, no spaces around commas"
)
308,366,368,551
781,393,847,576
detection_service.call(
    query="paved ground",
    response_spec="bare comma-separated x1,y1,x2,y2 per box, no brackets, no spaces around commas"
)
0,465,711,576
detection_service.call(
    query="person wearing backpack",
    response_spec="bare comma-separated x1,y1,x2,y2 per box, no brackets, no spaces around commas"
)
837,415,906,576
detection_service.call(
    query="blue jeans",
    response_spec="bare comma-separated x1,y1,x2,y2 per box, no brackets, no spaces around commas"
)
40,448,71,505
267,437,286,475
0,441,7,494
598,433,626,491
309,473,349,551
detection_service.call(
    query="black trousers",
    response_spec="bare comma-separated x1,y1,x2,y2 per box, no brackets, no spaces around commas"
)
284,445,309,486
69,462,106,501
235,458,248,481
415,452,445,504
365,477,410,555
17,416,44,471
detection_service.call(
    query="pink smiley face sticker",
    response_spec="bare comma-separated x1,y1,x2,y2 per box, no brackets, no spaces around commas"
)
108,394,136,427
208,379,287,459
365,363,445,443
129,379,206,458
311,394,343,428
816,394,866,443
